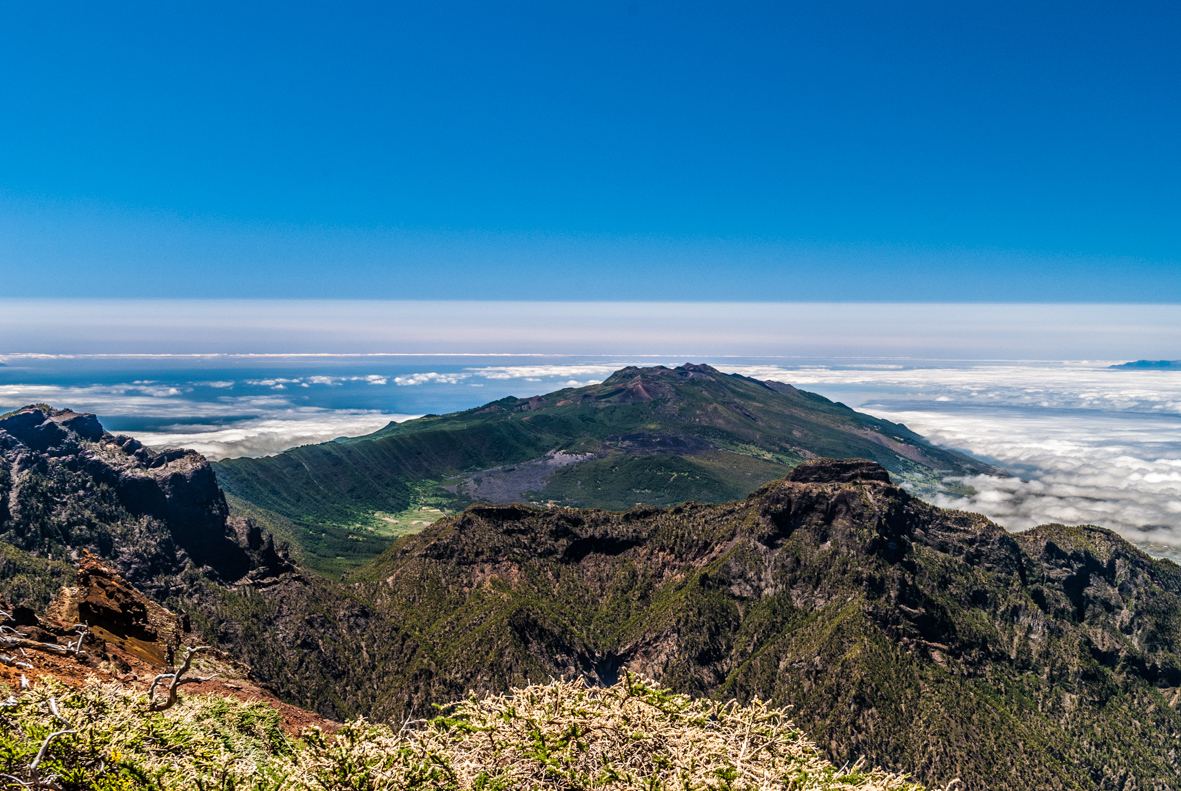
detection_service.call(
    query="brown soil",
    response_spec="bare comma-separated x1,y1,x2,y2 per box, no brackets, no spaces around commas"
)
0,559,335,737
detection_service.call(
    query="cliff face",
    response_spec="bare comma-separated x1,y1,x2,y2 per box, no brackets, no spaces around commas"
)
0,405,284,595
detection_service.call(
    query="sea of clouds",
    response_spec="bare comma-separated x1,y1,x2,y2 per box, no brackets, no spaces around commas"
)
0,380,417,460
0,360,612,460
4,357,1181,555
721,363,1181,552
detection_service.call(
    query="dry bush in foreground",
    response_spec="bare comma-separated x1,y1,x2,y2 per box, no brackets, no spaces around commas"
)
0,675,938,790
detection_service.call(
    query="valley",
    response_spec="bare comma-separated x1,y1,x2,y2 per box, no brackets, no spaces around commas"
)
214,363,995,575
4,399,1180,788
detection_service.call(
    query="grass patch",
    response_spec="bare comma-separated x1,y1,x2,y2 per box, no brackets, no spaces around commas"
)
538,454,751,510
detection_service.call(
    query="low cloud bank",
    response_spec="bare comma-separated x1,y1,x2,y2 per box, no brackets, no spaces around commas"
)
0,382,414,460
720,363,1181,549
132,412,417,460
394,372,470,386
875,407,1181,544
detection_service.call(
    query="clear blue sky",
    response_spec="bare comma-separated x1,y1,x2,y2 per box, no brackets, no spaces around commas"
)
1,1,1178,301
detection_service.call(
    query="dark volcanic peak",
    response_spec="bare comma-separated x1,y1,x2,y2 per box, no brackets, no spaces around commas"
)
1110,359,1181,369
599,362,720,387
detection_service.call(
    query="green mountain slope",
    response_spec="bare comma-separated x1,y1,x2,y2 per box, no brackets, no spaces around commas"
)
5,407,1181,789
199,457,1181,790
214,363,993,574
366,460,1181,789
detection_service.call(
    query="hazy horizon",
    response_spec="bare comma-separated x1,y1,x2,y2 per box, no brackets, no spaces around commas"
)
3,300,1180,359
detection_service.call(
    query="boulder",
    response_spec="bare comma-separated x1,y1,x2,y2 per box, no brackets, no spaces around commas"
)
47,555,186,665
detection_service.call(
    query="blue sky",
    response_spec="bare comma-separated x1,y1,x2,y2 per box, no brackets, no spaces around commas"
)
2,1,1179,300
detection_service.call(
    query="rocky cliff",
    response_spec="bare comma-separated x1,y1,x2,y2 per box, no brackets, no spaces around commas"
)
0,404,290,596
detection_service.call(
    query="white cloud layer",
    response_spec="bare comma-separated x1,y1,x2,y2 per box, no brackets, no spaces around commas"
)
718,363,1181,548
724,363,1181,414
876,408,1181,542
132,413,417,460
0,382,414,460
468,365,620,380
393,372,470,386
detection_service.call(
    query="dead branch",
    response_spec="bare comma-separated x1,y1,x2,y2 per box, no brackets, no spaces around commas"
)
0,654,34,671
147,646,217,712
0,636,85,659
64,625,88,655
0,771,61,790
47,699,71,729
28,729,75,770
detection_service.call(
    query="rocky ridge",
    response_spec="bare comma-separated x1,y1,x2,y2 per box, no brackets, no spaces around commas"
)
0,404,292,597
0,553,326,736
2,405,1181,788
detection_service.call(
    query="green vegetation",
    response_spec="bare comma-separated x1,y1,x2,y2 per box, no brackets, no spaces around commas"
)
225,491,449,579
0,677,924,790
197,460,1181,789
215,364,993,574
0,540,74,610
538,454,750,510
5,402,1181,788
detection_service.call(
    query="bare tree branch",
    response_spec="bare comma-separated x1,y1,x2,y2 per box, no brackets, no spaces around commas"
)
0,654,34,670
0,636,86,659
147,646,217,712
47,699,71,729
28,729,75,770
0,773,61,790
65,626,88,655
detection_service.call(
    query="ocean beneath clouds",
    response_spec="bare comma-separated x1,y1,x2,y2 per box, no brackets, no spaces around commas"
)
2,354,1180,561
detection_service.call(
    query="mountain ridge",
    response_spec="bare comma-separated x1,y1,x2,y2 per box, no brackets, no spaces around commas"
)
1110,359,1181,369
214,363,997,575
340,457,1181,789
6,403,1181,788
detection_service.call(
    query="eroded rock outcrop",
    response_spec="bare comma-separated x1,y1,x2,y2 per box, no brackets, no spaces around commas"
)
48,554,186,665
0,555,331,738
0,405,287,590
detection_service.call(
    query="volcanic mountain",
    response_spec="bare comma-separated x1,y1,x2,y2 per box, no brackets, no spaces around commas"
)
213,363,995,574
3,405,1181,788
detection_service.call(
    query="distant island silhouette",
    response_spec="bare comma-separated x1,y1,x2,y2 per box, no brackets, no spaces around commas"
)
1111,359,1181,368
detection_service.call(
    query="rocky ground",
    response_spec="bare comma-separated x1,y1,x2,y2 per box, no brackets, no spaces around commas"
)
0,553,330,736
